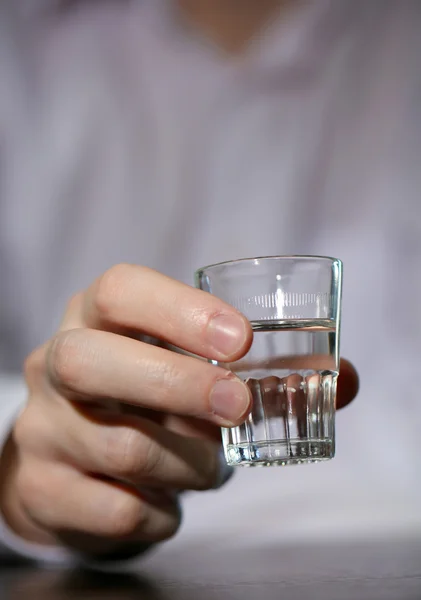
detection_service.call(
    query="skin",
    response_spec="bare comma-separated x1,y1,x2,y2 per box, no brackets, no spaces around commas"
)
177,0,294,54
0,2,359,557
0,264,358,556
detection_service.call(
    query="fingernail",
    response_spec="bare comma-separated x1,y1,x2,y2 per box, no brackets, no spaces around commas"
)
213,449,234,489
210,377,251,424
207,314,247,358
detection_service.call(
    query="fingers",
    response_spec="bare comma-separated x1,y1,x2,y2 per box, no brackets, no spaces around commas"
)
337,358,359,409
81,264,252,361
44,326,356,423
45,328,251,426
15,461,180,543
235,356,359,411
254,361,359,414
19,401,224,492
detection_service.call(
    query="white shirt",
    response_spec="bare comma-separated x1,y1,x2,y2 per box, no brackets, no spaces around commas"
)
0,0,420,563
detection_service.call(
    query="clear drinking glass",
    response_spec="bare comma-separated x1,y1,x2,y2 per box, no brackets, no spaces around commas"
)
195,256,342,467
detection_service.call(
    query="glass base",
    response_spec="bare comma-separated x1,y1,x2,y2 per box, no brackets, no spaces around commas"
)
225,439,334,467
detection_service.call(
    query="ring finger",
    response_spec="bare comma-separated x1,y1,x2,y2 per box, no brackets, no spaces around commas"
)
22,400,225,491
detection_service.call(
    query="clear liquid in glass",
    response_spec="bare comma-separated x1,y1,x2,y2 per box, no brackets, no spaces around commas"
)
223,319,338,466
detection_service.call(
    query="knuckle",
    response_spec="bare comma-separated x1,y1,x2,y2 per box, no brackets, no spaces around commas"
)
93,264,132,321
194,452,219,491
15,463,47,516
105,427,162,482
24,346,46,390
64,291,84,316
14,405,52,456
140,435,163,479
155,361,182,402
105,427,146,480
15,464,34,503
195,470,217,492
105,494,145,538
152,513,181,543
16,463,64,530
47,329,90,390
163,511,182,541
13,407,34,449
139,358,183,411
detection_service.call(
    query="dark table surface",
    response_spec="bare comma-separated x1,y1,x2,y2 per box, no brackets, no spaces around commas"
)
2,537,421,600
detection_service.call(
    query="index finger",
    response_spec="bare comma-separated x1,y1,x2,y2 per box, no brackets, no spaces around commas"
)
81,264,252,362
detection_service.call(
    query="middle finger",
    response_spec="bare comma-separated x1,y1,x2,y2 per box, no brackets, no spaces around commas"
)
25,401,226,492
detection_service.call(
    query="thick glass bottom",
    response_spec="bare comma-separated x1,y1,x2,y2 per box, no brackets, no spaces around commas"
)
225,438,334,467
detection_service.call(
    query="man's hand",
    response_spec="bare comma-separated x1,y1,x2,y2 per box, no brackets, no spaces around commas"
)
0,264,358,557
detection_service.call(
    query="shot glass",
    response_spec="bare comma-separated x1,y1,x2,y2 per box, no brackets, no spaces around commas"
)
195,256,342,467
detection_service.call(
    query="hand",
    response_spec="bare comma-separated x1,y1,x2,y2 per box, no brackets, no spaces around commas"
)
0,264,358,557
0,264,255,556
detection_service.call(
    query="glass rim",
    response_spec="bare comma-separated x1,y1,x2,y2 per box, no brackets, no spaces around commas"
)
195,254,342,276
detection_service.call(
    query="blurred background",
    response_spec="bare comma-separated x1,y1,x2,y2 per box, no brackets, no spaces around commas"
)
0,0,420,563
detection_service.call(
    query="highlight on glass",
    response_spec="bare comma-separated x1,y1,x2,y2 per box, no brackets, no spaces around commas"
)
195,256,342,467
